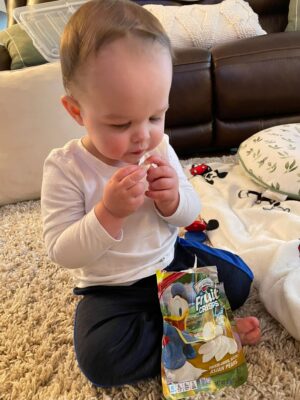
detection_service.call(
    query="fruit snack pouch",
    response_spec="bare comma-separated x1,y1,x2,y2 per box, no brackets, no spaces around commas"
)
156,266,248,399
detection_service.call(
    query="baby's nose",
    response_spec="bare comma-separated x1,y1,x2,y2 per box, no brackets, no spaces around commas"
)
132,127,150,143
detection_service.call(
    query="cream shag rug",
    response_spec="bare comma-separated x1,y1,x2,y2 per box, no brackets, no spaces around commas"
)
1,156,300,400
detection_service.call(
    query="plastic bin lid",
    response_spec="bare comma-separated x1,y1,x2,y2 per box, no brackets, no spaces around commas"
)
13,0,87,62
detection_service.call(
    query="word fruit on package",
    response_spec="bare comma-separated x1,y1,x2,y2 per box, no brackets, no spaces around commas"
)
156,266,247,399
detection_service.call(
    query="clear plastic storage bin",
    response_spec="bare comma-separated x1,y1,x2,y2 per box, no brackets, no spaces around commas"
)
14,0,87,62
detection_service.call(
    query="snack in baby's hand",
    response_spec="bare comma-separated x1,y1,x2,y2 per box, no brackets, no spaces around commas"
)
156,265,248,399
138,152,158,190
138,152,151,168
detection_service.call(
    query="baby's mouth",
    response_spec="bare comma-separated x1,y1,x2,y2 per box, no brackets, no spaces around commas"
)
131,150,144,156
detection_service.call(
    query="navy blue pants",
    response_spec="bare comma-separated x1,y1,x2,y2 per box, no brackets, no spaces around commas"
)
73,238,253,387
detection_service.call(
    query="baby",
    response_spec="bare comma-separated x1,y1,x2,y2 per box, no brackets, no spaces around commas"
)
41,0,260,387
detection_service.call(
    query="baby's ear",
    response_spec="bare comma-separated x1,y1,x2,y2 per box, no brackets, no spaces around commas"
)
61,95,84,126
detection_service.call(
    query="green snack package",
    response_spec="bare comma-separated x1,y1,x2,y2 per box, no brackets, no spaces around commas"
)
156,266,248,399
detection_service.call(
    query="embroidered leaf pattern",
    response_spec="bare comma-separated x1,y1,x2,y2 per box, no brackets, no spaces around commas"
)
258,157,268,167
246,148,253,156
265,140,276,144
277,151,289,158
252,149,262,159
270,182,280,191
284,160,298,173
267,162,277,172
281,137,295,143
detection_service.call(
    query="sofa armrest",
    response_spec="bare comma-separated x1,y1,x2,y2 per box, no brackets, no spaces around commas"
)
0,45,11,70
212,31,300,147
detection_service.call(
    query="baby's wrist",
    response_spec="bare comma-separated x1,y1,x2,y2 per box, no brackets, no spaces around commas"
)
101,201,124,220
94,202,125,238
155,192,179,217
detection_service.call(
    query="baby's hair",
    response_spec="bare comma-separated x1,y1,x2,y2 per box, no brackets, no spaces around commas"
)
60,0,173,93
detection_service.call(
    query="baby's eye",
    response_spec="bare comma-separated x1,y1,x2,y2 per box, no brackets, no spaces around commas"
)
110,122,130,130
150,116,162,122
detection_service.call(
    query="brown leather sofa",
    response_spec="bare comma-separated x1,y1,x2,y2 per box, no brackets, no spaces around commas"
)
2,0,300,157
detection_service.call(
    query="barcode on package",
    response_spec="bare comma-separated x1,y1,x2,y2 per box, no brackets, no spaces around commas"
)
168,380,198,394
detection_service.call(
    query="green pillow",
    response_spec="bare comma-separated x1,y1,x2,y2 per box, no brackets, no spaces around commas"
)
286,0,300,31
0,24,47,69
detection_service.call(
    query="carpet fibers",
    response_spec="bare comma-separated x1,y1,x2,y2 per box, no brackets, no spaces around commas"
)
1,182,300,399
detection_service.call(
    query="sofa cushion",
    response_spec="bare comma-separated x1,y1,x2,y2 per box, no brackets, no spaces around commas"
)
0,62,85,205
143,0,266,50
0,24,47,69
286,0,300,31
238,124,300,200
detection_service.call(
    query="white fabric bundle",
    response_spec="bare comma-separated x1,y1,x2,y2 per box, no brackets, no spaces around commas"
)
187,159,300,340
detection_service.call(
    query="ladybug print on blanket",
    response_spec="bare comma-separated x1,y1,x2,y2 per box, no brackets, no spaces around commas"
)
190,164,228,185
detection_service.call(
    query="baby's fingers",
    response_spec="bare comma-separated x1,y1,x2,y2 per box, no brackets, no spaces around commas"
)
128,181,147,197
147,165,175,182
114,166,146,189
145,155,168,168
113,165,141,182
123,169,146,189
148,177,174,191
146,189,171,202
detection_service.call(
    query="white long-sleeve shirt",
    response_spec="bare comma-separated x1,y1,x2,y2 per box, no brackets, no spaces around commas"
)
41,134,200,287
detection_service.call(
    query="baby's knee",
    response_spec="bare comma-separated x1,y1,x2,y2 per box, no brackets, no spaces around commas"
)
74,311,162,386
76,345,122,387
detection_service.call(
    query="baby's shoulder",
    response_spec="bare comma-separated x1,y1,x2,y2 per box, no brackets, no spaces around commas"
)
45,139,81,166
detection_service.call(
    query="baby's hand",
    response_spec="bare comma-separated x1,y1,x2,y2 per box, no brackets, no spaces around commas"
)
145,155,179,217
103,165,146,218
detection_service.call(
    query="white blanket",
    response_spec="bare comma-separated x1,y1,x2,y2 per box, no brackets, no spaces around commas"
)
185,158,300,340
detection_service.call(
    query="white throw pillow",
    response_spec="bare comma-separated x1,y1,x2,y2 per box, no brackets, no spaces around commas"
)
0,62,85,205
238,124,300,200
144,0,266,50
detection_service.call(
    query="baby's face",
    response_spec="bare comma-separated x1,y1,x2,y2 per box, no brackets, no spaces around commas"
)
77,36,172,166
